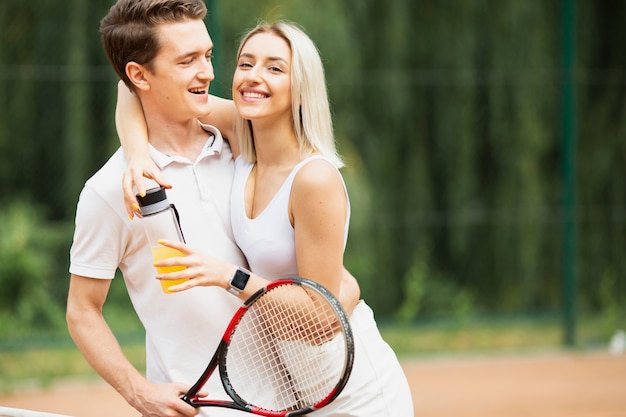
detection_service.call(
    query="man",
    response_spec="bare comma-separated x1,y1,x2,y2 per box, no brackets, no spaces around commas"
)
68,2,360,416
66,1,246,416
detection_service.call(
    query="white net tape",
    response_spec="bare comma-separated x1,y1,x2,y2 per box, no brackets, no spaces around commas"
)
0,407,73,417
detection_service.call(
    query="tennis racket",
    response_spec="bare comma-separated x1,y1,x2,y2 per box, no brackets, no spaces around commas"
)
181,277,355,416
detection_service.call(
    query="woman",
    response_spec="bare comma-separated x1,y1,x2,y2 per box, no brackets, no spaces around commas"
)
118,21,414,416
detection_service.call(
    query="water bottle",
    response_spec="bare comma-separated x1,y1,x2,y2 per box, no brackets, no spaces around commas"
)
136,186,188,293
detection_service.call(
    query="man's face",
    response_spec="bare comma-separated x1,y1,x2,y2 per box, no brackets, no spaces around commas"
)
143,19,214,121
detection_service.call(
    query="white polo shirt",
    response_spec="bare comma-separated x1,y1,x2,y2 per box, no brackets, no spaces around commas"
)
70,124,247,415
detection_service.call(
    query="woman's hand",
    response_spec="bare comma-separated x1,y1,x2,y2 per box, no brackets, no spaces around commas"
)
123,156,172,219
116,80,173,218
153,239,234,292
339,268,361,317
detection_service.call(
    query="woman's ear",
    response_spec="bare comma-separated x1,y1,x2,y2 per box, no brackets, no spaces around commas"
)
126,61,150,91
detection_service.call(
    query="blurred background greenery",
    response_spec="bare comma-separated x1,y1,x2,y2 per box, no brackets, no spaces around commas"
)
1,0,625,391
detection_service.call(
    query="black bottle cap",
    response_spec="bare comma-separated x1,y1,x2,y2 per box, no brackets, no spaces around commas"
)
136,186,170,216
136,186,167,207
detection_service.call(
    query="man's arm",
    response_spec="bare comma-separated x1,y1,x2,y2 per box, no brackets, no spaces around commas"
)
66,274,199,417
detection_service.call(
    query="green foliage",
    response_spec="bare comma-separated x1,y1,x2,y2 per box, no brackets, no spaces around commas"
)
395,252,428,323
0,342,146,393
595,268,625,339
0,0,624,347
395,247,475,326
381,317,564,357
0,201,68,336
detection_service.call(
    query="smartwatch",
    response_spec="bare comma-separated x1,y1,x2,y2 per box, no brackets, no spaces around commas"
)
227,267,250,296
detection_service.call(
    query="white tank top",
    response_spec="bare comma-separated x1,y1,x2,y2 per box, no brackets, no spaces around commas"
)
230,155,350,279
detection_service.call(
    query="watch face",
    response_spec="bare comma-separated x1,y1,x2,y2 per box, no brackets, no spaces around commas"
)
231,269,250,290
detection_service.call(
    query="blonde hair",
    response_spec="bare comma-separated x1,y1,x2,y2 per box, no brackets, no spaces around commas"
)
234,21,344,168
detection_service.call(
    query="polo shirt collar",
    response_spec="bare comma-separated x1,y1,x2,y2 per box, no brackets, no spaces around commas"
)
148,121,224,168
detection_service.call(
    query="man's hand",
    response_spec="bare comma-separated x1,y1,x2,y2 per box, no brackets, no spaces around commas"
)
128,381,203,417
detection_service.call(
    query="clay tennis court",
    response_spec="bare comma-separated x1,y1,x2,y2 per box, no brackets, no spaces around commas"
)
1,350,625,416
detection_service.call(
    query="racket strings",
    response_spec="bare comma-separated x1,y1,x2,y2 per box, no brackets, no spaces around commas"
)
224,284,347,412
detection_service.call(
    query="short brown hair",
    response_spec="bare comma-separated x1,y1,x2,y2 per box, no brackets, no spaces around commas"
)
100,0,207,89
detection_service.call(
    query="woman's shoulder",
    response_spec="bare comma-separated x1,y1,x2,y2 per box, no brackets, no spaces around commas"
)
292,155,345,193
289,155,349,227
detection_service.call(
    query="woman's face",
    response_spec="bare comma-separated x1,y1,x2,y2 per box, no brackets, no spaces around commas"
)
232,32,293,124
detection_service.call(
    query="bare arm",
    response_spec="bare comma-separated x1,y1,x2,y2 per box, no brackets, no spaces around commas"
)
149,239,360,317
291,160,361,315
157,161,360,314
291,160,349,298
66,274,199,416
115,82,237,218
201,95,238,151
116,82,171,218
149,159,360,315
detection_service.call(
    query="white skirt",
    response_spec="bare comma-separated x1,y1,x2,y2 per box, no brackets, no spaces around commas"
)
311,300,415,417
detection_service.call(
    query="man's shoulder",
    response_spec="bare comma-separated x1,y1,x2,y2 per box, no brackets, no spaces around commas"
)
74,147,130,228
83,147,126,198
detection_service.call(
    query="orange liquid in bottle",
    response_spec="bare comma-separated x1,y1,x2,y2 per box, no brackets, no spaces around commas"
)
151,246,188,293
